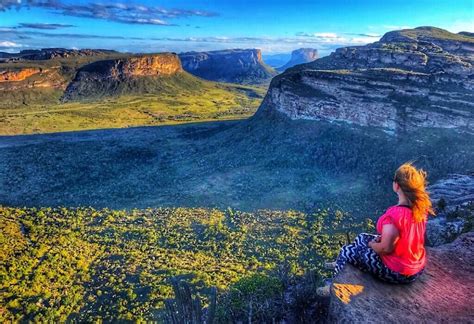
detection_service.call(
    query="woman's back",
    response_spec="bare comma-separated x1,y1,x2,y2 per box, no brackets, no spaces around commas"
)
377,205,427,276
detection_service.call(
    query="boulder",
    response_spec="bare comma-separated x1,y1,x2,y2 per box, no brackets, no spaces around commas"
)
327,232,474,323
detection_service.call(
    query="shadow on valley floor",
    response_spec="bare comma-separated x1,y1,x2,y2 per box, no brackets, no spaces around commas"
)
1,113,473,219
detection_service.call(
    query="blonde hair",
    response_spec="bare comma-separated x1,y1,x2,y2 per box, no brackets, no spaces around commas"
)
393,162,435,222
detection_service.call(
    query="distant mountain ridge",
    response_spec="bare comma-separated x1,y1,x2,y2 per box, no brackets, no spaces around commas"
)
277,48,318,71
255,26,474,134
0,47,272,107
179,49,277,84
0,48,118,62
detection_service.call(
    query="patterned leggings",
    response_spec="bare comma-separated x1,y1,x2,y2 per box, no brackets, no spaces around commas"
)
335,233,423,284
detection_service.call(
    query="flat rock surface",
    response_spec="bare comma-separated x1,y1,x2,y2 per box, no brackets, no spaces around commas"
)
328,232,474,323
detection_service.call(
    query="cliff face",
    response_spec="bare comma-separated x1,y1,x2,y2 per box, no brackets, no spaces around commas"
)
427,173,474,246
277,48,318,71
328,231,474,323
0,67,66,92
71,53,182,80
179,49,277,84
0,68,41,82
256,27,474,134
62,53,184,100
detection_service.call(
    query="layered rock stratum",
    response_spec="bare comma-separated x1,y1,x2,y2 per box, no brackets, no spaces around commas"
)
277,48,319,71
0,67,66,92
427,173,474,246
256,27,474,134
0,68,41,82
328,231,474,323
429,173,474,209
179,49,277,84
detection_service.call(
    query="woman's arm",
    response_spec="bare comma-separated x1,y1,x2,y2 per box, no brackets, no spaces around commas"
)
368,224,399,255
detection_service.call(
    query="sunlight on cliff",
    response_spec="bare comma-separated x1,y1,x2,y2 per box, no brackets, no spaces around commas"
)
332,283,365,304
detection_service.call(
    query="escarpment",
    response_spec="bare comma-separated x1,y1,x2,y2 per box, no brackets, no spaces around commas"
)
179,49,277,84
62,53,184,100
255,27,474,134
0,67,65,89
0,68,41,82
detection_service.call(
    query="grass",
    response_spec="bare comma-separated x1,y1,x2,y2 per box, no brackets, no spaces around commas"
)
0,82,266,135
401,26,474,43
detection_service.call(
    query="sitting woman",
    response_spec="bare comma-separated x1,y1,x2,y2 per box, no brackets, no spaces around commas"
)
332,162,434,283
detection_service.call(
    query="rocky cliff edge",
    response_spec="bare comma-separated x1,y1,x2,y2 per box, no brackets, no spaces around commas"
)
256,27,474,134
327,231,474,323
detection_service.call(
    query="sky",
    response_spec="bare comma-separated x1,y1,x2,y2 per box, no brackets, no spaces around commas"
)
0,0,472,56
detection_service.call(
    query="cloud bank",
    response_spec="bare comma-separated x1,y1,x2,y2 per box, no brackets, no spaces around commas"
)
0,0,218,26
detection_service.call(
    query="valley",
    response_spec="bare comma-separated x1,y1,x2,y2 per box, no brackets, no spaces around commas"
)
1,27,473,216
0,50,268,135
0,83,265,135
1,112,473,216
1,24,473,323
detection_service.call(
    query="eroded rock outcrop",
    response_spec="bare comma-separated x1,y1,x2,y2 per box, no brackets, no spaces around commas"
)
71,53,182,80
429,173,474,208
427,173,474,246
277,48,319,71
0,67,66,92
256,27,474,134
328,231,474,323
0,68,41,82
179,49,277,84
62,53,183,100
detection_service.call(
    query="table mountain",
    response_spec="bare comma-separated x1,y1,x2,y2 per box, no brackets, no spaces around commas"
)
179,49,277,84
277,48,318,72
62,53,189,100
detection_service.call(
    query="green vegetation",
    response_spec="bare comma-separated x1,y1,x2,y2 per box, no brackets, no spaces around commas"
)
0,81,265,135
0,52,267,135
400,26,474,43
0,205,372,322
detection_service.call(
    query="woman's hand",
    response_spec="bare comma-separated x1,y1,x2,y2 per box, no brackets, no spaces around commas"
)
369,225,399,255
368,235,381,248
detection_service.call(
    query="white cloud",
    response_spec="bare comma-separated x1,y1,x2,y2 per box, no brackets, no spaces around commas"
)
349,36,380,44
443,20,474,33
382,25,413,30
313,32,339,38
0,40,22,47
364,33,381,37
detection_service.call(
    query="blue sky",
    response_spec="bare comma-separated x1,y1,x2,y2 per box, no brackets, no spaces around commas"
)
0,0,472,56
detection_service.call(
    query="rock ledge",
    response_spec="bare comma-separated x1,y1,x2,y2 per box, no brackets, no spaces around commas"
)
328,232,474,323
